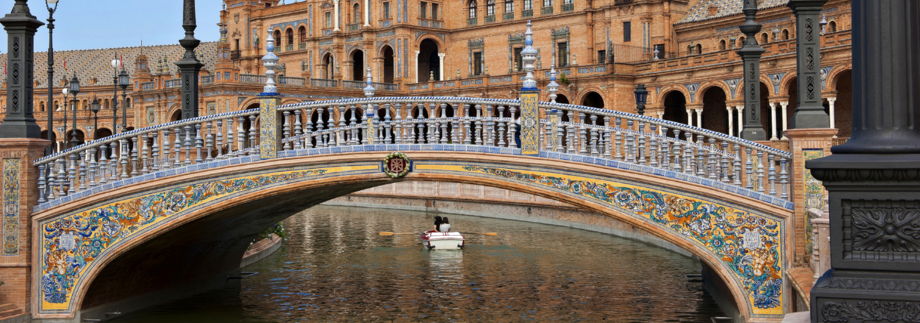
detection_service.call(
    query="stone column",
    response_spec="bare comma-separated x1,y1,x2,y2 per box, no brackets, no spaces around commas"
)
789,0,830,129
694,108,703,130
364,0,370,26
0,0,43,138
657,111,665,135
685,109,693,127
809,2,920,322
781,101,789,139
738,0,767,140
414,50,420,83
333,0,340,31
827,97,836,135
736,106,744,135
727,106,735,137
438,53,445,81
770,102,778,140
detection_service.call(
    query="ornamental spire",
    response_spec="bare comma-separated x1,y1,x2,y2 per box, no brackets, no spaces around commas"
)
262,32,279,94
364,67,375,97
520,20,538,91
547,64,559,103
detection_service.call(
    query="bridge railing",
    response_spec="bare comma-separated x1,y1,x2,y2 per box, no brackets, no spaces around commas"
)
34,109,261,204
33,96,793,209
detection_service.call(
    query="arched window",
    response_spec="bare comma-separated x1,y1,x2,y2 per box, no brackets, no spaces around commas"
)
782,29,790,40
353,3,360,24
505,0,513,14
695,44,702,55
719,40,726,51
487,0,495,16
299,26,307,43
273,30,281,45
738,36,746,48
828,21,837,33
760,33,768,44
286,28,294,46
469,0,477,18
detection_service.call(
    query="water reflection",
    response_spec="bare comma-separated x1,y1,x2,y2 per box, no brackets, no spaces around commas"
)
111,205,725,322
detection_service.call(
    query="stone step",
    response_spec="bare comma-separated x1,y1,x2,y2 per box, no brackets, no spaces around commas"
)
0,305,23,320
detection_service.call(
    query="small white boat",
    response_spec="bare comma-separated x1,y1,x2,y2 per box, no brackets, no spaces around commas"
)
419,231,465,250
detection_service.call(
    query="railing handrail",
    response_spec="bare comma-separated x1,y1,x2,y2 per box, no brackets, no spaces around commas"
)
34,109,261,166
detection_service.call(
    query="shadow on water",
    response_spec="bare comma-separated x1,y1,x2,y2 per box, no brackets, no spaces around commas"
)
110,205,725,322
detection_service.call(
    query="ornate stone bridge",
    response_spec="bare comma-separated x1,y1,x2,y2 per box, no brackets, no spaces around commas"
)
21,89,801,321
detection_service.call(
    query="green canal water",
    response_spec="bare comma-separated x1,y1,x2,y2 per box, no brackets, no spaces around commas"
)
110,205,725,322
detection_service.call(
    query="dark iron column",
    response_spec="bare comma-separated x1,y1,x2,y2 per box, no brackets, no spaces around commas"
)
788,0,830,129
808,1,920,322
738,0,766,140
0,0,44,138
176,0,203,120
44,0,57,152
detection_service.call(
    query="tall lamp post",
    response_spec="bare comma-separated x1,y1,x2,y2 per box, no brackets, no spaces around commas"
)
738,0,767,140
118,68,129,131
61,87,67,149
111,54,120,132
68,75,80,147
90,98,99,140
634,84,648,116
44,0,59,154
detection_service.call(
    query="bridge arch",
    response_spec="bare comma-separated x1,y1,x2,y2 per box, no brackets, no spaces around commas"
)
34,151,790,320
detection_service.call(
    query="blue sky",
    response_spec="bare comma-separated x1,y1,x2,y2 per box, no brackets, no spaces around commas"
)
0,0,224,52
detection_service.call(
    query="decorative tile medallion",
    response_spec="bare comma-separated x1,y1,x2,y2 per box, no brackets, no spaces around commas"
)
415,163,786,317
384,152,411,178
37,164,381,314
2,158,20,256
802,149,825,258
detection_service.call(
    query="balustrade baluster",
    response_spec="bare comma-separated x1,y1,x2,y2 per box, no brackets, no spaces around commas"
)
382,104,391,144
195,124,204,163
780,157,789,199
721,142,730,183
684,132,694,175
407,105,416,144
88,147,98,187
733,144,742,186
497,105,506,147
97,144,108,185
649,125,658,167
637,121,646,164
460,104,470,145
237,116,247,151
151,133,160,172
173,127,182,168
283,111,292,150
38,164,47,203
216,120,224,158
435,103,443,144
624,120,634,162
350,105,358,145
509,105,517,148
745,147,754,190
141,133,149,175
756,151,765,193
566,111,575,154
768,153,776,196
206,121,214,161
555,110,564,152
303,109,313,149
591,116,600,158
162,129,171,168
45,163,55,200
109,142,118,180
293,110,303,150
131,136,140,176
707,138,717,180
452,103,461,144
78,151,87,191
672,130,682,172
56,158,66,197
696,136,706,177
603,116,612,159
249,115,258,154
543,115,552,151
67,153,76,194
659,127,669,169
579,113,588,155
614,118,623,160
474,104,483,145
116,140,126,179
394,103,403,144
183,125,193,166
336,105,345,146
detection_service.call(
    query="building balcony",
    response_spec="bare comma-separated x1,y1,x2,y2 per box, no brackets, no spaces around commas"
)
562,3,574,11
201,75,214,84
164,79,181,89
541,7,553,15
299,42,307,50
522,9,533,17
485,15,496,23
230,50,241,60
141,82,155,91
348,23,361,32
286,44,294,51
468,17,478,26
311,78,338,88
503,12,514,20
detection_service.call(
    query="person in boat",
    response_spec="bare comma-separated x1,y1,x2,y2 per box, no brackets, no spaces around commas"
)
439,217,451,233
432,216,443,233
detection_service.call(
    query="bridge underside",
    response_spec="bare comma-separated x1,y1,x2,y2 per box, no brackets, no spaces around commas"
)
31,150,792,321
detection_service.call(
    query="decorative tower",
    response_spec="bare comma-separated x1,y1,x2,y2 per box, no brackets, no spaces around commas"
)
176,0,204,120
788,0,830,129
738,0,767,140
518,20,540,156
259,31,281,159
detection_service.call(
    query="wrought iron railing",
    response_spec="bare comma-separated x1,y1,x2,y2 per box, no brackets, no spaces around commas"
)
522,9,533,17
541,7,553,15
201,75,214,84
141,82,155,91
468,18,478,26
164,79,181,88
240,74,268,84
311,78,338,88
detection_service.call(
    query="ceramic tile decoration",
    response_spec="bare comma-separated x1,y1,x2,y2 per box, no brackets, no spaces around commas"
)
802,149,825,259
416,162,787,318
2,158,20,256
678,0,790,24
260,96,278,159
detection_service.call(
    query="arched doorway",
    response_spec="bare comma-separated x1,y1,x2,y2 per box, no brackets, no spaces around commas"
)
701,87,728,134
759,82,772,139
834,70,853,138
170,110,182,122
273,30,282,47
581,92,605,109
41,130,57,152
663,91,688,127
786,77,798,136
95,128,113,141
66,130,86,147
382,46,395,83
351,50,365,81
418,39,439,82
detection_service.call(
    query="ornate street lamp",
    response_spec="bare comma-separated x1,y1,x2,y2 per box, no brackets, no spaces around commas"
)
68,74,80,147
90,98,100,140
61,87,67,150
44,0,59,154
118,68,130,131
111,55,120,132
634,84,648,116
820,14,828,34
